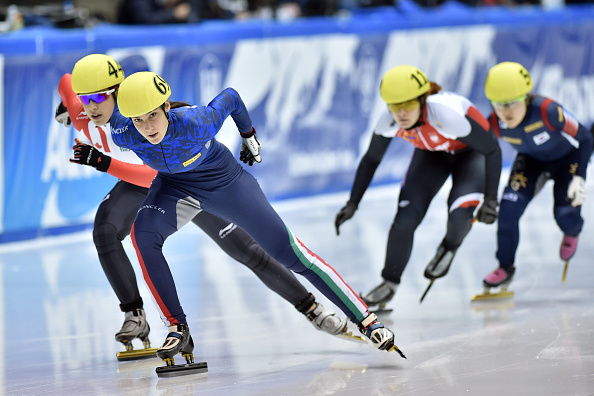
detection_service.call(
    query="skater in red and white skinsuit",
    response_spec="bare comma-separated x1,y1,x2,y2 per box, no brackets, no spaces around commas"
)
335,65,502,308
55,54,355,355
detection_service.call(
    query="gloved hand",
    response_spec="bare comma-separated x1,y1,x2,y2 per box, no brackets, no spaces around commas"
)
335,201,358,235
55,102,71,126
567,175,586,207
476,196,498,224
239,127,261,166
70,139,111,172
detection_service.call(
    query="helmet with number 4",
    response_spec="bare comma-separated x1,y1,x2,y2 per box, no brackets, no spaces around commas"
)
485,62,533,102
117,71,171,117
380,65,430,104
71,54,125,94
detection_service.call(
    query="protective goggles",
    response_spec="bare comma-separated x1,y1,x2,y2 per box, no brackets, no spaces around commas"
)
388,98,420,112
491,95,527,110
77,88,116,105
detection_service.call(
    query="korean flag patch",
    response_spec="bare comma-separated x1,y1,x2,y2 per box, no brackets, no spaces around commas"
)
533,131,550,146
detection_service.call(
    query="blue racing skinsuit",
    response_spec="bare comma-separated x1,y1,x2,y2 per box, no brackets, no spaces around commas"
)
489,95,593,268
110,88,370,326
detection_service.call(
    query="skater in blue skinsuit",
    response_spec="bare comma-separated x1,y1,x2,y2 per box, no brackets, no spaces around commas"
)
110,71,405,367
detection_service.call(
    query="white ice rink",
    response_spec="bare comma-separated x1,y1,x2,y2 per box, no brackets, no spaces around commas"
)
2,181,594,395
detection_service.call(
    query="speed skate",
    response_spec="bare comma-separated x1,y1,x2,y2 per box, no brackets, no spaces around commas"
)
116,339,158,361
473,266,515,301
155,323,208,378
471,285,514,301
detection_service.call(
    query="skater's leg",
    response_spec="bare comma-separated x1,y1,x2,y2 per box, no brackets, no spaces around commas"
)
201,172,365,322
131,179,202,326
381,149,450,283
93,181,149,310
189,210,309,304
551,157,584,260
441,150,485,250
496,156,539,268
190,211,350,336
551,165,584,238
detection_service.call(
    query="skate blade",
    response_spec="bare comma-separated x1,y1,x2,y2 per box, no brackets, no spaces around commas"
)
336,331,366,343
116,348,158,361
156,361,208,378
471,290,514,301
419,279,434,303
562,260,569,283
387,344,407,359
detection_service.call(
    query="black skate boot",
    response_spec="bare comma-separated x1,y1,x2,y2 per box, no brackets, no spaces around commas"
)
115,308,158,361
155,323,208,378
420,245,457,303
424,245,457,280
358,313,406,359
360,280,398,314
472,266,516,301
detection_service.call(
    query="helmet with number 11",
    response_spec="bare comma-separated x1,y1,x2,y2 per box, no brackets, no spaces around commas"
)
380,65,431,104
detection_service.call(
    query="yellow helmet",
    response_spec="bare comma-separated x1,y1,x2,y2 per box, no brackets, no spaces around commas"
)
485,62,533,102
71,54,124,94
117,72,171,118
380,65,430,104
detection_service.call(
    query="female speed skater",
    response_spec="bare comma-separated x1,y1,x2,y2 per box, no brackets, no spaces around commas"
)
111,70,405,374
56,54,360,360
475,61,592,299
335,65,502,307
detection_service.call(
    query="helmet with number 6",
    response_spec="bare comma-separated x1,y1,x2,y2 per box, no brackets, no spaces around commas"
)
485,62,533,102
71,54,125,94
380,65,431,104
117,71,171,118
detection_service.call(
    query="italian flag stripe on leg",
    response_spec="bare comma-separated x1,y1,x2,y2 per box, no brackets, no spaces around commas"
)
287,227,368,322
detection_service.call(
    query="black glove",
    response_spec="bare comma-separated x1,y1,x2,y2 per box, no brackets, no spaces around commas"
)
335,201,358,235
70,141,111,172
239,127,261,166
55,102,71,126
476,196,498,224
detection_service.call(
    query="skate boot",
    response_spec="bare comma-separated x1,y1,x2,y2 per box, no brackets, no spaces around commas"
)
471,266,515,301
424,245,457,280
419,245,458,302
115,308,158,361
560,234,578,261
155,323,208,378
304,302,365,343
560,234,578,283
358,313,406,359
360,280,398,314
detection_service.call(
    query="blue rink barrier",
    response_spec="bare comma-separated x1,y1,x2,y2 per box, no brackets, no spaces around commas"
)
1,2,593,242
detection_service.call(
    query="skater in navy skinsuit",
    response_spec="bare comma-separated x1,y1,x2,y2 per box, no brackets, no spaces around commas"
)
57,54,355,358
111,71,405,363
481,62,592,291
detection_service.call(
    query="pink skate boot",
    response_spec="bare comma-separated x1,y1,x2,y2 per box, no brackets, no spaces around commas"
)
472,266,515,301
560,235,578,261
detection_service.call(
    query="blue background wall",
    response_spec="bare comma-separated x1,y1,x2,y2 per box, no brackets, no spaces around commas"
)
1,3,593,242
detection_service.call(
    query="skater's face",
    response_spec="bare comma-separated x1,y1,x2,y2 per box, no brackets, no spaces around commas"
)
388,99,421,129
78,88,117,126
491,95,527,129
130,101,170,144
